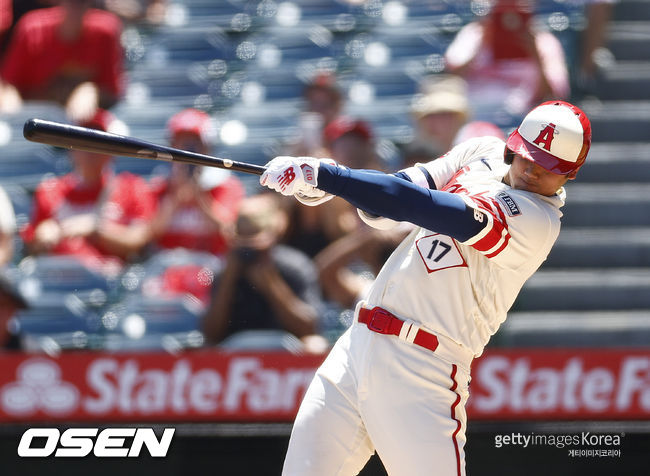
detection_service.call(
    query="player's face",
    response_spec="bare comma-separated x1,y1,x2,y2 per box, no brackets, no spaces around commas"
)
505,154,571,196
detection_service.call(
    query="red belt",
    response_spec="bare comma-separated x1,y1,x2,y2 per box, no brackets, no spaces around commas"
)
358,306,439,352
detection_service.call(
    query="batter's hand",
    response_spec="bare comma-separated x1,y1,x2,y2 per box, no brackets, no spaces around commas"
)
260,156,336,205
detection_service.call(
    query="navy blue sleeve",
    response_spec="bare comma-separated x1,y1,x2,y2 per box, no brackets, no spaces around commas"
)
317,164,487,242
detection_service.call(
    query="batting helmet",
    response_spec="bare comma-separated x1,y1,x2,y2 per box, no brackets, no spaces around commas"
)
505,100,591,175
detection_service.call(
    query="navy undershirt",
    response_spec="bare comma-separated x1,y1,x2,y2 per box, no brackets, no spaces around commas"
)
316,164,486,242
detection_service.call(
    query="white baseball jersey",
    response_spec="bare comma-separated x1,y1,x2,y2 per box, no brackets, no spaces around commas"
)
282,136,566,476
364,136,564,357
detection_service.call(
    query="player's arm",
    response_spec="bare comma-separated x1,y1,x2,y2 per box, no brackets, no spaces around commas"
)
261,159,488,242
317,164,486,241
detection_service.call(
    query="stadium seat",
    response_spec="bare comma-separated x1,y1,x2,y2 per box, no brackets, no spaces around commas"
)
218,329,305,354
17,255,121,309
100,294,206,351
121,249,223,304
12,293,103,352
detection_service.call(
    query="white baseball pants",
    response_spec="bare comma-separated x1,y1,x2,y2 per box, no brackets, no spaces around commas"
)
282,323,471,476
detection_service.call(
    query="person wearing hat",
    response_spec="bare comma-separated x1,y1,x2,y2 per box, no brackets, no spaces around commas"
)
21,109,155,276
289,72,345,157
409,74,471,158
444,0,569,118
259,100,591,475
323,116,379,170
146,108,244,257
202,193,328,354
303,72,344,129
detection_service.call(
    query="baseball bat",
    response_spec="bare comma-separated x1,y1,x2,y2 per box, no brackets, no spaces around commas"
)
23,118,266,176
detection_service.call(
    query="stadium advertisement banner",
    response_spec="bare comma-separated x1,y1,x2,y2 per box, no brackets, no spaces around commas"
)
466,349,650,420
0,349,648,422
0,351,323,423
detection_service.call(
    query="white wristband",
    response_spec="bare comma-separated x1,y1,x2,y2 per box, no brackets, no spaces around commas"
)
295,190,335,207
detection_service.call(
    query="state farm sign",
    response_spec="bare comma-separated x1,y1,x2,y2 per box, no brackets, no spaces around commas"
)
0,351,323,422
467,350,650,420
0,349,648,422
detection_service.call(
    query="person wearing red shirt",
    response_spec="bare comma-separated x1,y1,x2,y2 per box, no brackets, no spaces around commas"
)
147,108,245,257
0,0,11,53
0,0,124,121
444,0,569,119
21,109,155,277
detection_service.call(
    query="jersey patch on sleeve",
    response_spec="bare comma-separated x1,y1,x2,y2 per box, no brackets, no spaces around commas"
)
496,191,521,217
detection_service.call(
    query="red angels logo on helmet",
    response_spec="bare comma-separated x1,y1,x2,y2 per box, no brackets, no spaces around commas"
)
532,122,557,151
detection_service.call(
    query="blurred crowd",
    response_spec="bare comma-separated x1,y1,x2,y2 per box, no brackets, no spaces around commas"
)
0,0,616,354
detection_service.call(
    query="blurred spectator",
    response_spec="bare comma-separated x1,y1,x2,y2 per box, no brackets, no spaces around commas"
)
0,0,125,122
147,108,245,257
1,0,56,55
0,0,10,53
316,226,411,311
0,270,27,350
282,117,376,258
577,0,618,92
202,193,328,354
21,109,155,277
399,140,441,169
322,116,379,170
101,0,168,26
445,0,569,119
0,184,16,267
289,72,345,157
9,0,55,21
409,74,470,157
452,120,506,146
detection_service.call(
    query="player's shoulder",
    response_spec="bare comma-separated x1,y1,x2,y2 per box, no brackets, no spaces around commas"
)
450,136,506,164
484,189,563,265
463,136,506,157
497,188,563,227
444,136,507,175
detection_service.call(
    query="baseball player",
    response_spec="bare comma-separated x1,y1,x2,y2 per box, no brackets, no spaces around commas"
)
259,100,591,476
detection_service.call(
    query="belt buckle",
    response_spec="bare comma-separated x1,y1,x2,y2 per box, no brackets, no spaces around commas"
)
367,308,392,334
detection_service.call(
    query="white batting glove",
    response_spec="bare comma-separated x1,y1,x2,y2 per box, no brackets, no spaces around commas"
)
260,156,336,206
